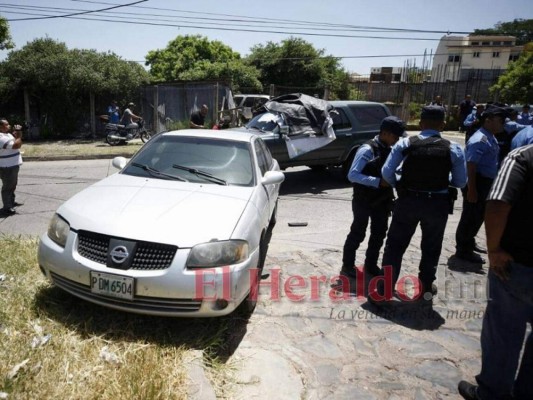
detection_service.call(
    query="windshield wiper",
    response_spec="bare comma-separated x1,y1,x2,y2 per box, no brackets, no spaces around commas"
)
172,164,227,185
131,162,188,181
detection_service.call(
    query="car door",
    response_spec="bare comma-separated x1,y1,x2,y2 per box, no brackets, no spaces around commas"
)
254,138,278,222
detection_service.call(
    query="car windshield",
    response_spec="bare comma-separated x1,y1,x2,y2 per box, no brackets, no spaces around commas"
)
123,135,255,186
246,112,285,133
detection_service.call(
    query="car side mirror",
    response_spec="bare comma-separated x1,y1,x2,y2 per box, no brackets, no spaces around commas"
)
112,156,127,170
261,170,285,186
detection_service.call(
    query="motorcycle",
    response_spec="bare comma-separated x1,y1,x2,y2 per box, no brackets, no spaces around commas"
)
105,118,152,146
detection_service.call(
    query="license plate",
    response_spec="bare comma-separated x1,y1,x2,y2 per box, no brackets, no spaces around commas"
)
90,271,134,300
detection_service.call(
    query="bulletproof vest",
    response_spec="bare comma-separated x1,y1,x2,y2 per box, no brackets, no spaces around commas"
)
353,139,393,203
400,136,452,191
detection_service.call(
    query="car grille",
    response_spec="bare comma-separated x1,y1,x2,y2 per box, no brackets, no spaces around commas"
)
50,272,202,313
77,231,177,270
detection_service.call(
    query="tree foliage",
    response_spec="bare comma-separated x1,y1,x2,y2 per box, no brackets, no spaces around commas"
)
473,19,533,46
145,34,262,91
0,38,150,135
490,50,533,104
246,37,347,98
0,16,14,50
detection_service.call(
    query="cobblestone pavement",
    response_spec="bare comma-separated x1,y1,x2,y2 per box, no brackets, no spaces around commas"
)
229,183,489,400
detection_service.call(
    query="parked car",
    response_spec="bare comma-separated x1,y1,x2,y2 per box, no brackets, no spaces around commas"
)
233,94,271,123
38,130,284,317
243,99,392,174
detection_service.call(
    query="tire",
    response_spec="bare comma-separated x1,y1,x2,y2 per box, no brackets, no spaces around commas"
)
106,133,121,146
140,129,152,143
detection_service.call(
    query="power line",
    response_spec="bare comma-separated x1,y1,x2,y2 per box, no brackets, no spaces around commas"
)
2,1,472,36
71,0,472,35
0,4,448,34
1,10,461,42
5,0,147,21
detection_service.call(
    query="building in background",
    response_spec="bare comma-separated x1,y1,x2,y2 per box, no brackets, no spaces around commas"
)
369,67,405,83
430,35,523,82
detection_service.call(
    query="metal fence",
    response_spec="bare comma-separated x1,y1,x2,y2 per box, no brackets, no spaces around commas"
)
139,81,234,133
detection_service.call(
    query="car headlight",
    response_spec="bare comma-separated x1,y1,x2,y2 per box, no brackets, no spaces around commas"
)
187,240,249,268
47,214,70,247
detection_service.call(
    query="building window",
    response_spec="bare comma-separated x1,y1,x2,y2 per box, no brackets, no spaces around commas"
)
509,54,520,62
492,52,500,58
473,52,481,58
471,41,479,46
482,41,490,45
492,41,502,46
503,41,513,46
448,54,461,62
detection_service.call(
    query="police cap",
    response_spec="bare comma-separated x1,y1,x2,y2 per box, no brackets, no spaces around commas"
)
420,105,445,121
380,116,406,137
482,104,509,119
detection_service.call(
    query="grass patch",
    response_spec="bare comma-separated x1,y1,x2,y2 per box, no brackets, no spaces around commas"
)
0,236,246,399
22,140,144,158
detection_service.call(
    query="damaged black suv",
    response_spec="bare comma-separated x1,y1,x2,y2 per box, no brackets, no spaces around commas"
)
243,96,392,175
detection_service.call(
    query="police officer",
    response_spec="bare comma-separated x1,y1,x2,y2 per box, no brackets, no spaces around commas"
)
458,144,533,400
517,104,532,125
374,106,466,306
454,105,508,264
464,104,485,142
335,116,406,290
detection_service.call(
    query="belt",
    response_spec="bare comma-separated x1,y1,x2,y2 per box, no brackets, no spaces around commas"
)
404,190,449,199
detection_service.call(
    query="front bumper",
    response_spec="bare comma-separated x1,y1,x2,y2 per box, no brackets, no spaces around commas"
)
37,231,260,317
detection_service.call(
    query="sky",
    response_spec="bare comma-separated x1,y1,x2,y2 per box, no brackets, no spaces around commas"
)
1,0,532,75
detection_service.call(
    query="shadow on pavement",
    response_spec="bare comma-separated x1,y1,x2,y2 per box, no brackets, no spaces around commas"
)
361,300,445,331
447,255,487,275
279,166,350,196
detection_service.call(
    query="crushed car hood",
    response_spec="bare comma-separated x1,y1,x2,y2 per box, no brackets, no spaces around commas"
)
57,174,254,247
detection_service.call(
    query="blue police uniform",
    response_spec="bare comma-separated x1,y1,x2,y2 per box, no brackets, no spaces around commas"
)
511,125,533,150
463,109,484,141
455,106,506,263
377,106,467,304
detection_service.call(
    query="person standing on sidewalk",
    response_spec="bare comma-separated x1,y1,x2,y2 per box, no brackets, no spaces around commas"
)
458,144,533,400
334,116,406,291
0,118,23,217
375,106,466,306
454,105,508,265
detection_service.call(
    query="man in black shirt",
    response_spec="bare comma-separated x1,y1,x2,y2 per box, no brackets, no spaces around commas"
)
189,104,209,129
458,144,533,400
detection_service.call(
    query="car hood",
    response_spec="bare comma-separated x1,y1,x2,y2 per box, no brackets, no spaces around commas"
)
57,174,254,247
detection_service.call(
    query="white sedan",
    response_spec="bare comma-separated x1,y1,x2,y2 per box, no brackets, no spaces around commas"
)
38,129,284,317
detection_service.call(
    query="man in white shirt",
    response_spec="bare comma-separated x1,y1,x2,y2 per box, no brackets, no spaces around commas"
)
0,118,23,217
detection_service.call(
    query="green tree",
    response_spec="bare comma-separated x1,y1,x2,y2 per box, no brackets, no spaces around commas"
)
473,19,533,46
0,16,14,50
246,37,347,98
145,34,262,91
490,50,533,104
0,38,150,135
